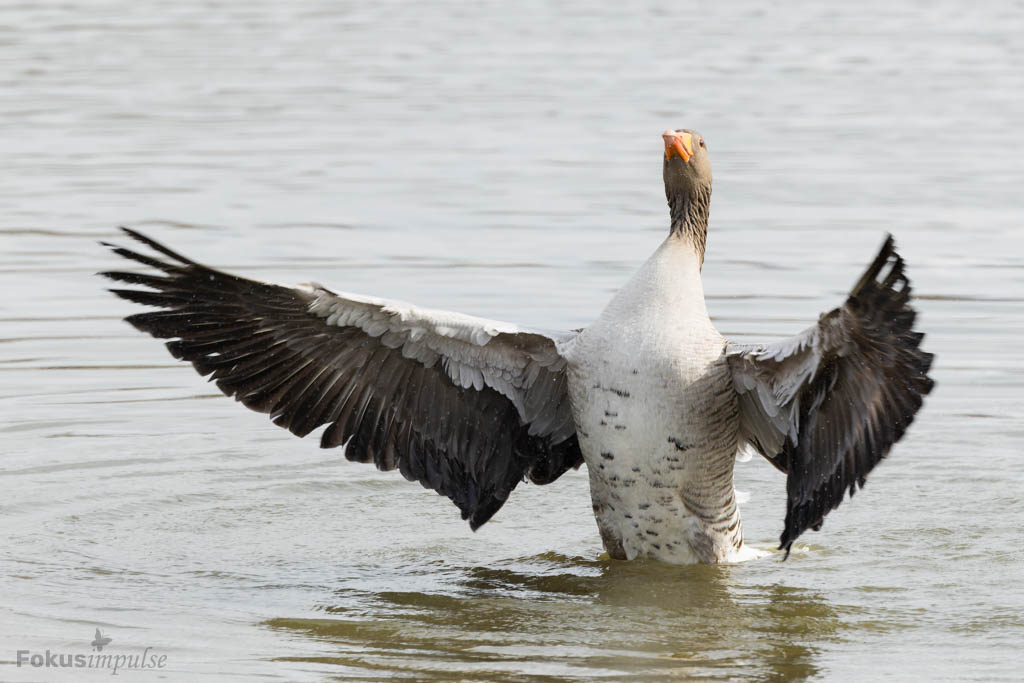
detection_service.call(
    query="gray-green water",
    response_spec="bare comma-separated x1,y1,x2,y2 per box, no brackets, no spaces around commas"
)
2,1,1023,680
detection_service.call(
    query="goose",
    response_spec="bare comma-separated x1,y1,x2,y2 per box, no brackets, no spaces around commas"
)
100,128,934,563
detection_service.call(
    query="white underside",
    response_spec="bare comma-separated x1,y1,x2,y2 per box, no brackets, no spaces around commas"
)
562,235,745,564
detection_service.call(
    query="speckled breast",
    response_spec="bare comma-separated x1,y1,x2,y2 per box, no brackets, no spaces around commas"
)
564,330,743,563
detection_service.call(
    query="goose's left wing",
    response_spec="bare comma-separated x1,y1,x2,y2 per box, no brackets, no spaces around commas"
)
726,236,934,555
101,228,582,529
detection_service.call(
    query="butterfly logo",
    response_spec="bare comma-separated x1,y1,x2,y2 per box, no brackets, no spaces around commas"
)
91,628,112,652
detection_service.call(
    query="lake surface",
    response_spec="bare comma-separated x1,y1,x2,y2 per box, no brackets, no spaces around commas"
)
2,1,1023,680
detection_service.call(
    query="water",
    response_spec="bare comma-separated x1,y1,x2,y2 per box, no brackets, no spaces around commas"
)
2,1,1023,680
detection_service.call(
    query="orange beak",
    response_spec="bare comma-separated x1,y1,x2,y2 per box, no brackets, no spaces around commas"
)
663,130,694,163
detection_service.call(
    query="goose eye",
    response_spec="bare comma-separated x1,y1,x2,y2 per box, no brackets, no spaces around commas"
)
699,139,706,148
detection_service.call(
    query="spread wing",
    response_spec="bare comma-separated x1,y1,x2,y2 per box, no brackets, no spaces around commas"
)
101,228,582,529
727,236,934,555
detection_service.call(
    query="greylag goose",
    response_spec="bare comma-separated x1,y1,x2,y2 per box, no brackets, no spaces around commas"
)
101,128,934,563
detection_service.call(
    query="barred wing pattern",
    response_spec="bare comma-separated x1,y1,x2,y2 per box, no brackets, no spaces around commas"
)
101,229,582,529
727,236,934,555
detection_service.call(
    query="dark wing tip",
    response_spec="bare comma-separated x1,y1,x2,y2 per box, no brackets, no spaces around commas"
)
849,234,901,299
99,228,194,276
116,227,197,266
778,500,817,552
100,229,205,317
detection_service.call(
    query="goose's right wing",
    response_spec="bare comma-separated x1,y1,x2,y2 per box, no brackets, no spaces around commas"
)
100,229,583,529
727,236,935,555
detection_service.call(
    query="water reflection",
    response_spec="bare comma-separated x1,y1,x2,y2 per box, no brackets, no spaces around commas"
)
267,554,842,680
